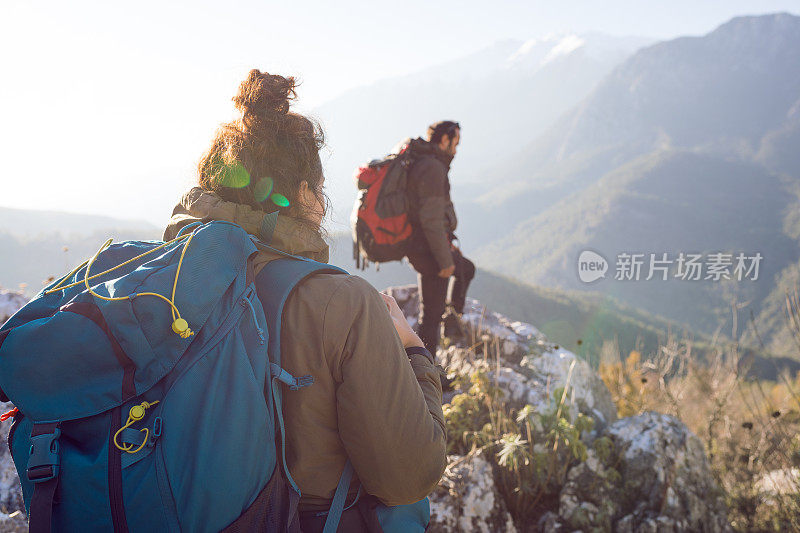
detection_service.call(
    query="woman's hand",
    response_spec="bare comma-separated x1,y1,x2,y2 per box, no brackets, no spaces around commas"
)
379,293,425,349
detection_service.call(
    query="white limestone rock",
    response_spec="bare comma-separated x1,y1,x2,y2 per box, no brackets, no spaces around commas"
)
428,453,517,533
520,349,618,428
0,403,23,518
0,292,28,325
0,291,26,525
388,284,617,432
441,343,617,436
385,284,546,361
757,467,799,496
556,412,731,532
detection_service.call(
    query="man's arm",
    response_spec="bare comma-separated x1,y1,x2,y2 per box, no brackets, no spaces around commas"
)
413,159,454,272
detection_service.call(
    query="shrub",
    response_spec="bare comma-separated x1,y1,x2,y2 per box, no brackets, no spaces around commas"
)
443,360,595,524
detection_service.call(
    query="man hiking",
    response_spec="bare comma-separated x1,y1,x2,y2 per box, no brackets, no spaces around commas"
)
406,121,476,356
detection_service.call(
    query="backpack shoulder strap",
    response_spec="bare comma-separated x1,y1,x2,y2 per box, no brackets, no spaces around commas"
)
323,460,354,533
254,256,347,498
255,257,347,366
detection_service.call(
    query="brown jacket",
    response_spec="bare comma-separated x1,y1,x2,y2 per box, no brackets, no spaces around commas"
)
164,188,447,510
407,140,458,271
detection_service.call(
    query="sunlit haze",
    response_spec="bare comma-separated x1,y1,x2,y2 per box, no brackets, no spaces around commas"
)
1,0,798,227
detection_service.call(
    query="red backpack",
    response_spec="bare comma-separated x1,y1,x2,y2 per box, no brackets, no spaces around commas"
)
351,140,417,269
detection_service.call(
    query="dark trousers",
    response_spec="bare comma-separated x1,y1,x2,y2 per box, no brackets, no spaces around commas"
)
408,248,475,355
298,494,386,533
299,506,369,532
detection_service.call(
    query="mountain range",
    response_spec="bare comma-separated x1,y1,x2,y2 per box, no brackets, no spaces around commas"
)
316,13,800,358
0,206,702,363
313,32,653,230
3,12,799,362
452,13,800,357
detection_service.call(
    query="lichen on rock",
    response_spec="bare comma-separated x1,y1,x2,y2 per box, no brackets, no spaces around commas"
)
555,412,731,532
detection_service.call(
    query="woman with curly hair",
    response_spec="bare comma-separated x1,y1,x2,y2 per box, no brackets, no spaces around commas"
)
164,70,446,532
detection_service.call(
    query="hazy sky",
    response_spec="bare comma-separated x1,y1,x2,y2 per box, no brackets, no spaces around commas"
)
2,0,798,226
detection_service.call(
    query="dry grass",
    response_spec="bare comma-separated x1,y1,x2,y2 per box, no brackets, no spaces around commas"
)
598,302,800,531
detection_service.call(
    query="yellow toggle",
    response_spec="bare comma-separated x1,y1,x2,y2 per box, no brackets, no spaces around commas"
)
171,318,193,338
113,400,160,454
129,404,146,420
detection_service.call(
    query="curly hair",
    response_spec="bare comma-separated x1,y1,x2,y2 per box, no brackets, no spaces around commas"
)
198,69,328,226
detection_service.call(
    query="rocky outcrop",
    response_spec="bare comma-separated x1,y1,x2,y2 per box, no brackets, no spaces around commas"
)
440,343,618,440
386,285,543,363
0,291,27,324
429,452,517,533
389,285,730,532
0,292,26,527
390,285,617,432
552,412,730,532
0,403,23,517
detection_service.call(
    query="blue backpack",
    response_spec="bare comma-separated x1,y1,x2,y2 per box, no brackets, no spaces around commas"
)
0,220,429,532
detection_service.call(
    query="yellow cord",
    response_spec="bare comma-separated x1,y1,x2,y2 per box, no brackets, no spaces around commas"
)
113,401,160,454
47,230,196,338
50,231,197,453
170,231,194,322
47,259,91,294
46,234,191,294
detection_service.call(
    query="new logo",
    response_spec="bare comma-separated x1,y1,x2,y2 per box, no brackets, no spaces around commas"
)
578,250,608,283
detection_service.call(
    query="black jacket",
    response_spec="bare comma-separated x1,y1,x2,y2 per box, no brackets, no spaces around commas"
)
406,139,457,270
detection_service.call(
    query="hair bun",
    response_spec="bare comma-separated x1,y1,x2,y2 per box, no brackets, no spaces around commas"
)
234,69,296,120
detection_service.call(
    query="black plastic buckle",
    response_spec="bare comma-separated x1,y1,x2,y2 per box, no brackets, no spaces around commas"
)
27,427,61,483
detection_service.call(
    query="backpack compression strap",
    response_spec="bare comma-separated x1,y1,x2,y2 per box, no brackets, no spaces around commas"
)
27,422,61,533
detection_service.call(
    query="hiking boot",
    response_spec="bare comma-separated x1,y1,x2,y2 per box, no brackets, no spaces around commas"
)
439,366,455,394
442,310,466,345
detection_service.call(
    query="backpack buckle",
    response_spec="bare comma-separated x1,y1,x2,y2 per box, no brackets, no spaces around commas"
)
147,417,163,448
270,363,314,391
27,426,61,483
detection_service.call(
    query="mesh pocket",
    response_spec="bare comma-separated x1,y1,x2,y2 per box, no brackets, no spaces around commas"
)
221,466,300,533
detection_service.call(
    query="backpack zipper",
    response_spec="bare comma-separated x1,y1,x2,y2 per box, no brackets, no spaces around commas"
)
154,441,180,531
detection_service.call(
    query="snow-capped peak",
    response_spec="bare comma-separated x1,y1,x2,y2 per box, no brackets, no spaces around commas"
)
505,34,586,70
541,34,586,65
